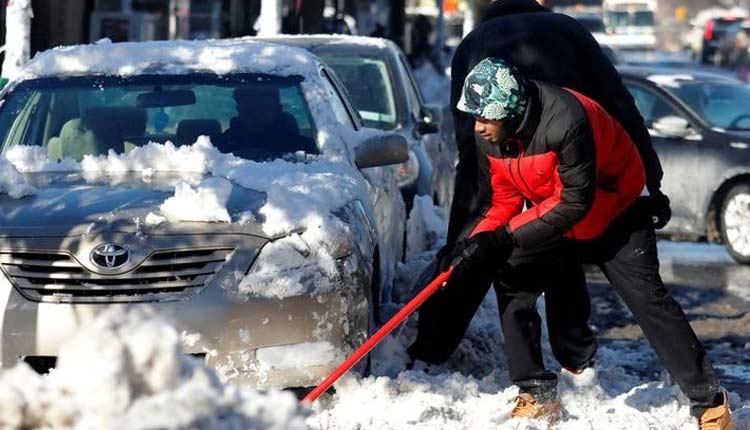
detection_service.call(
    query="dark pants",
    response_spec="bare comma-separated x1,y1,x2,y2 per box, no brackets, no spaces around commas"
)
499,199,720,417
409,198,720,417
407,236,598,374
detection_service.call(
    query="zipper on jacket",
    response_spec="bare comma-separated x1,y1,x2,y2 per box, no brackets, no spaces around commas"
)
512,139,546,202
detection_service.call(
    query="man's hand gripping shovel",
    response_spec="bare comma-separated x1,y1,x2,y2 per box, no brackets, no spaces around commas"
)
301,243,479,404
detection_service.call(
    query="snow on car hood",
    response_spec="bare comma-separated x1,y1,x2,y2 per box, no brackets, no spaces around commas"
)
3,138,370,238
0,307,309,430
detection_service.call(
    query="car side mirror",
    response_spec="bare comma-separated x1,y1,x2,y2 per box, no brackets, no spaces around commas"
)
416,106,440,135
355,133,409,168
652,116,692,139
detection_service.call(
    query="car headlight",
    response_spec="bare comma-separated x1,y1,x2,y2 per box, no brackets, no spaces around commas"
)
239,228,354,299
395,150,420,187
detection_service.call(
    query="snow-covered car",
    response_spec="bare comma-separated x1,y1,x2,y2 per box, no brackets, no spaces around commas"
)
255,35,456,212
620,66,750,263
0,39,410,388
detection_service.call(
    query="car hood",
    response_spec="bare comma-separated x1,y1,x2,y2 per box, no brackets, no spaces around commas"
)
0,172,269,238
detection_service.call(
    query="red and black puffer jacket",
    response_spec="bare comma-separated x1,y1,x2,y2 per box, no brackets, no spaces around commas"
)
468,81,646,249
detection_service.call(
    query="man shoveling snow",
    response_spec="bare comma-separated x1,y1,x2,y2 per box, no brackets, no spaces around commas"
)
406,58,733,430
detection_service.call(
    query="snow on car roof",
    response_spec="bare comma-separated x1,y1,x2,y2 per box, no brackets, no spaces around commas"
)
17,38,323,82
251,34,391,51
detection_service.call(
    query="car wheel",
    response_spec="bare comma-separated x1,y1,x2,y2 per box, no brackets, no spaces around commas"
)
720,183,750,264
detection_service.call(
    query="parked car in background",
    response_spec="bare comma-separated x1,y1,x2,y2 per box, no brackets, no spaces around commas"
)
713,18,750,68
256,35,456,212
685,8,748,64
0,39,410,389
619,66,750,263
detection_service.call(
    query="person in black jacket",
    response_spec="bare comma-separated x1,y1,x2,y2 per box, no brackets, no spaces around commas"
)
408,0,668,379
443,57,731,429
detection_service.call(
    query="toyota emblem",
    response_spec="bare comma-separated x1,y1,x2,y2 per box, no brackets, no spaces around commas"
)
90,243,130,270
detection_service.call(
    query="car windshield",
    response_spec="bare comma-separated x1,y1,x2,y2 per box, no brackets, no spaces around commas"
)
608,10,653,27
633,11,654,26
0,73,319,164
316,53,398,130
669,81,750,130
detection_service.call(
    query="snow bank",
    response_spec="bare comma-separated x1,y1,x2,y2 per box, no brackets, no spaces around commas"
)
0,157,36,198
0,307,309,430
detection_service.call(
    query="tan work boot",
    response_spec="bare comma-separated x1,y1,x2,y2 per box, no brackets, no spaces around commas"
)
511,393,562,424
698,391,733,430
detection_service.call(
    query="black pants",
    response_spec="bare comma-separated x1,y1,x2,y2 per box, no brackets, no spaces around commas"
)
498,199,720,417
407,235,598,373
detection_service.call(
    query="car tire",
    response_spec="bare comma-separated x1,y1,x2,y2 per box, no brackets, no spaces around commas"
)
720,183,750,264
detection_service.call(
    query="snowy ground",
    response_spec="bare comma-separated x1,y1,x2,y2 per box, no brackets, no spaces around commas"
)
0,200,747,429
305,234,750,430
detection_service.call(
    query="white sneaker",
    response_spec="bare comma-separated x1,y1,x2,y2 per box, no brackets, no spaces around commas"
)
560,366,598,389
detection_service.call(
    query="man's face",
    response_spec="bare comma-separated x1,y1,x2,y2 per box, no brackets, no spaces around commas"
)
474,117,505,144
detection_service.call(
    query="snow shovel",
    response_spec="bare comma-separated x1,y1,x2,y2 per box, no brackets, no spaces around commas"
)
301,243,477,404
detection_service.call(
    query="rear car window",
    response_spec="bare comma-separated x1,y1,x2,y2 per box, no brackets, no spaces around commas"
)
316,53,398,130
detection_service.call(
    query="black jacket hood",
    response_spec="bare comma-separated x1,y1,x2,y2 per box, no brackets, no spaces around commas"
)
482,0,549,22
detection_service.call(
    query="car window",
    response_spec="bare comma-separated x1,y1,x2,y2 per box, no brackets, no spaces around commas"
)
317,53,398,130
669,81,750,130
625,83,679,126
319,69,355,129
0,74,319,162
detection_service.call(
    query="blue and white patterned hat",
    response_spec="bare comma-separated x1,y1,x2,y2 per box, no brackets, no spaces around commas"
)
457,57,528,121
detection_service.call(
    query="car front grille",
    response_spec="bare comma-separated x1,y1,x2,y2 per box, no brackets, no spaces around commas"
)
0,248,235,303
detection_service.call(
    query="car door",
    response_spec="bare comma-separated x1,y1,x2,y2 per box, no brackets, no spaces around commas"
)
318,67,405,297
624,80,707,234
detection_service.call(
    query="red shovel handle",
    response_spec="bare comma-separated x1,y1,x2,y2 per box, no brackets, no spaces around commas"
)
301,266,455,404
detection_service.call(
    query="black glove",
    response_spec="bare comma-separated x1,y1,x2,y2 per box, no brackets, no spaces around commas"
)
437,227,515,275
648,191,671,229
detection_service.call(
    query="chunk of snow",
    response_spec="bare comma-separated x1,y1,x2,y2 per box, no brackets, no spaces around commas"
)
144,212,167,226
0,307,309,430
159,177,232,223
0,158,36,198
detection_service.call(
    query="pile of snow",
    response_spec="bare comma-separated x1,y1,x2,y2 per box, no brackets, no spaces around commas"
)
0,157,36,198
0,307,308,430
